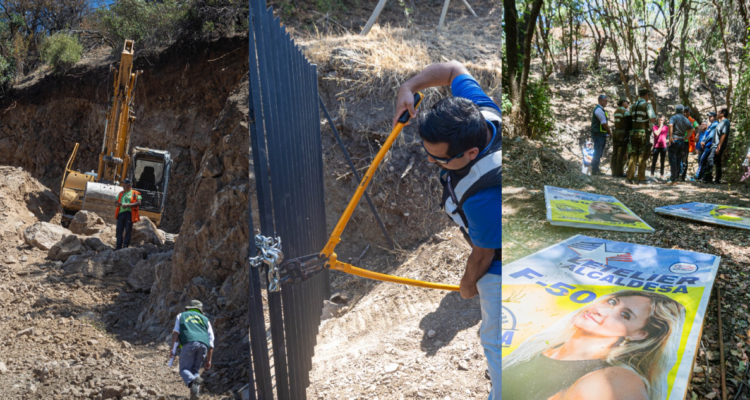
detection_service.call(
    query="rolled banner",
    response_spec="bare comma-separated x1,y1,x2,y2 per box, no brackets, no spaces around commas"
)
544,186,654,233
168,342,178,367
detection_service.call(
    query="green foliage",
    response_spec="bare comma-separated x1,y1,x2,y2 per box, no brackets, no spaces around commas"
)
315,0,346,13
525,80,556,140
95,0,188,50
40,34,83,74
501,92,512,114
727,41,750,182
0,54,14,86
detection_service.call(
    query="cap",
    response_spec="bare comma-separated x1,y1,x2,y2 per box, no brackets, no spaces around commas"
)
675,105,684,113
122,178,132,184
185,299,204,313
708,111,717,117
638,88,650,96
598,94,608,100
618,97,629,106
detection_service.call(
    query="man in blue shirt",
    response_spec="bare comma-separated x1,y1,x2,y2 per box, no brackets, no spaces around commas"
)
394,60,501,400
695,111,718,180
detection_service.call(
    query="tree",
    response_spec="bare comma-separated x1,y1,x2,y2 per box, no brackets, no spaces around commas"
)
504,0,544,137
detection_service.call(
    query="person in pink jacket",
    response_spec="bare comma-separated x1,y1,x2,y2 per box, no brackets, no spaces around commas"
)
650,116,669,179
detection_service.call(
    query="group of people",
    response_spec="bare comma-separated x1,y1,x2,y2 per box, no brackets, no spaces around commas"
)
584,88,732,185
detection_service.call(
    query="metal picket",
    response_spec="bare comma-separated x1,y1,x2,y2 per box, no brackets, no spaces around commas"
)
248,1,330,399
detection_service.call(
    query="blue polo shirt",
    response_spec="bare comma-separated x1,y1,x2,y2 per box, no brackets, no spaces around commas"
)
451,74,502,276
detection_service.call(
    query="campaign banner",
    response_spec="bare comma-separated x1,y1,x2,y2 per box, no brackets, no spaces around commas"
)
655,202,750,230
502,235,720,400
545,186,654,233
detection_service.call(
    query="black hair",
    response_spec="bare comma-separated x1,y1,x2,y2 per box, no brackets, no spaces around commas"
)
417,97,489,157
720,108,730,118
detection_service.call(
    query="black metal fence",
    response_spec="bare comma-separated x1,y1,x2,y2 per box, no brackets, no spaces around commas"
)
247,1,330,399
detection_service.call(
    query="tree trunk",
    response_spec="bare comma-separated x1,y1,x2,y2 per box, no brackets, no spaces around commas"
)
713,0,733,113
503,0,544,137
678,0,691,107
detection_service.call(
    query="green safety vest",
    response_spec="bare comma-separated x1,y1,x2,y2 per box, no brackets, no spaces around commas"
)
630,99,650,132
179,311,211,348
591,105,608,136
613,106,629,133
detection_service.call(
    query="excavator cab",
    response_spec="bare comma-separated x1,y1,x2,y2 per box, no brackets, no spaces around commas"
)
129,147,171,225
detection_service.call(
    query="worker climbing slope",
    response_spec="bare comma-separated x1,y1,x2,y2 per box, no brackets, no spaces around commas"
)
393,60,501,400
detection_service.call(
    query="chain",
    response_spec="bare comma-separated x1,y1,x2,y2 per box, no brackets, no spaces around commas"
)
249,234,284,292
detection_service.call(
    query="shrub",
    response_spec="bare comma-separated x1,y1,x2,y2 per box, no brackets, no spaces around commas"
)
526,80,555,140
95,0,188,51
40,34,83,73
0,54,14,86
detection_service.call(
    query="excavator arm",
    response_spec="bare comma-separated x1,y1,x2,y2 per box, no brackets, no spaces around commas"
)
60,40,143,218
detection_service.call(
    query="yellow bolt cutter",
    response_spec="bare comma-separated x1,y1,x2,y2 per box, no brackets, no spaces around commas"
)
272,92,460,292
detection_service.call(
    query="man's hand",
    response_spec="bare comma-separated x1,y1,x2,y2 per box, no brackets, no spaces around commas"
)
392,86,417,128
204,359,212,370
459,278,479,299
167,350,174,361
716,146,721,153
114,200,121,206
461,245,494,300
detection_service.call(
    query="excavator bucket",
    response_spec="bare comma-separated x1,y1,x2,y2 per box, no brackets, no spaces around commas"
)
81,182,123,224
60,143,96,215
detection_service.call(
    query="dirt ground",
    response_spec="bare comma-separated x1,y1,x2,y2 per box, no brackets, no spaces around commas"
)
0,167,232,400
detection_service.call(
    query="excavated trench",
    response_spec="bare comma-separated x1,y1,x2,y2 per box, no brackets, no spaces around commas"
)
0,35,249,234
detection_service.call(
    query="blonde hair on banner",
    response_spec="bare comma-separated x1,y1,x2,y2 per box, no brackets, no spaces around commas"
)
503,290,686,400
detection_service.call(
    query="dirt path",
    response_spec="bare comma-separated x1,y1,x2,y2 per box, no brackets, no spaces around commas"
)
306,229,491,399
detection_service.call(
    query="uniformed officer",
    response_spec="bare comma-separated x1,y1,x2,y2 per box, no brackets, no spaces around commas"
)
627,88,657,184
612,97,631,177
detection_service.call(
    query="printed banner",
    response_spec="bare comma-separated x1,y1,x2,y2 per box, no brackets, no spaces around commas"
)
655,202,750,230
545,186,654,233
502,235,720,400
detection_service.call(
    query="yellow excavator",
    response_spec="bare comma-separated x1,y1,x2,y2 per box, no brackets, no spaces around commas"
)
60,40,171,226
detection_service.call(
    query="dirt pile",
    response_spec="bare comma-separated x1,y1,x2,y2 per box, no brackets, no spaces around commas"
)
0,35,249,233
0,166,60,252
0,166,231,399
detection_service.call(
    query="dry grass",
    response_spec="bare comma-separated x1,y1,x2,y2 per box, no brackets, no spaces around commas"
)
300,24,501,101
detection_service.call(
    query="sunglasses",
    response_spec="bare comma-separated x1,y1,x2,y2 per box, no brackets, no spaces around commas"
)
421,140,465,164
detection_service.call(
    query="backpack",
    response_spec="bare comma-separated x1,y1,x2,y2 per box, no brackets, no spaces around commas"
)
623,112,634,133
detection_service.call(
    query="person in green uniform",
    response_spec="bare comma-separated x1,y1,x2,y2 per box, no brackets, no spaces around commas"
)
611,98,630,177
170,300,215,399
627,89,657,184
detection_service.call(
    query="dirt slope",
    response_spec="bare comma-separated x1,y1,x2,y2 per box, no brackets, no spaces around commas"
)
306,228,490,399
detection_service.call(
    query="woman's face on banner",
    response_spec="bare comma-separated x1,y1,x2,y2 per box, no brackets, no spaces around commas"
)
717,208,750,218
590,202,616,214
573,296,651,340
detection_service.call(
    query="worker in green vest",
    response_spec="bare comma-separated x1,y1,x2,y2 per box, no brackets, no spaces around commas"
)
170,300,214,399
590,95,612,175
627,88,657,184
611,97,631,177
